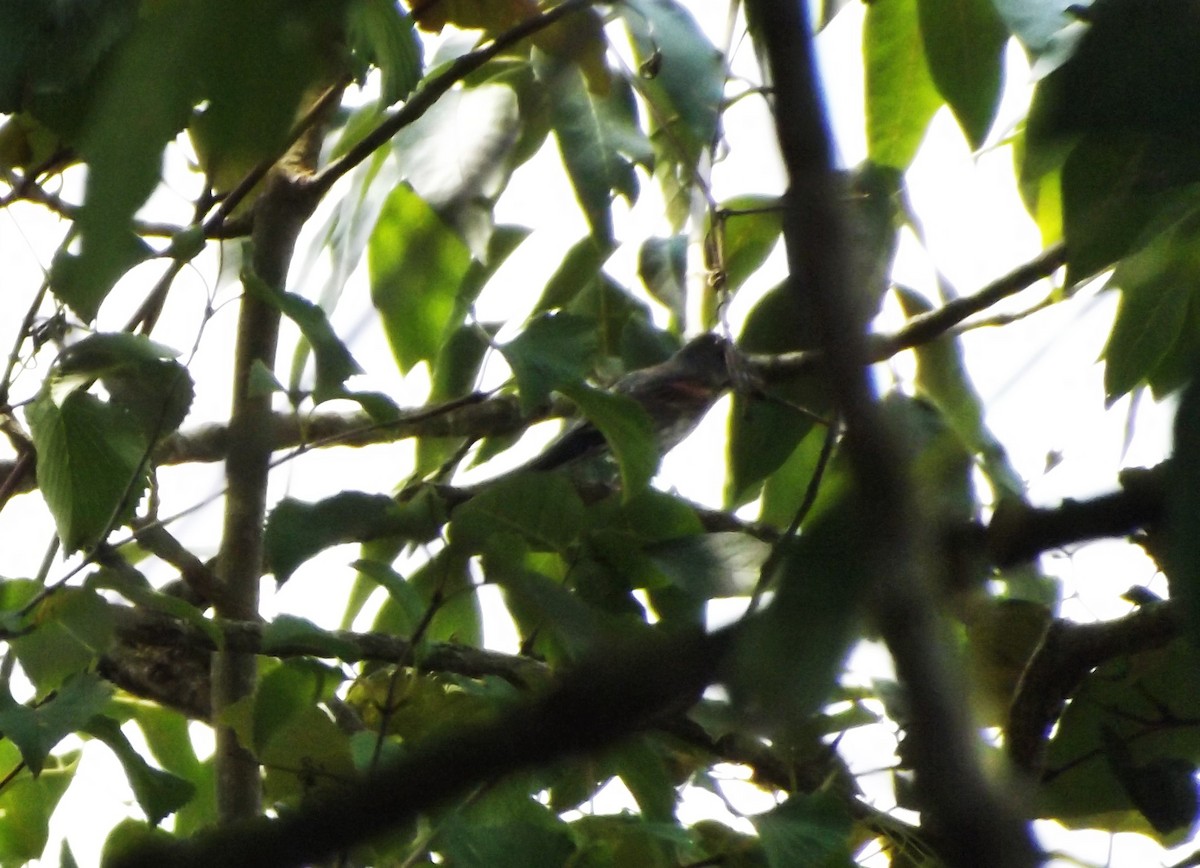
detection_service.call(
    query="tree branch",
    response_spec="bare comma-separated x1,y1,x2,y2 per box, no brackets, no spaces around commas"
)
745,1,1039,865
113,626,730,868
211,116,330,821
1007,601,1181,774
313,0,602,197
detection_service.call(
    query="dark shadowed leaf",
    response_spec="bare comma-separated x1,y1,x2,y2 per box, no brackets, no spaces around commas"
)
638,235,687,323
265,492,418,584
347,0,422,105
0,674,111,775
453,473,587,554
539,56,651,243
1103,210,1200,403
1167,373,1200,650
916,0,1007,148
535,235,616,312
559,381,658,497
724,492,871,735
647,532,771,599
753,792,855,868
1040,636,1200,839
1060,136,1200,285
500,313,598,411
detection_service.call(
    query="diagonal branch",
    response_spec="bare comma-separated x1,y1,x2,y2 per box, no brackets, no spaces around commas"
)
113,626,730,868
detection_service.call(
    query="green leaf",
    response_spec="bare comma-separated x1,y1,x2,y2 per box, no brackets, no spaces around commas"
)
540,56,651,243
613,738,678,823
0,1,137,115
391,84,521,255
1030,0,1200,144
404,548,483,646
66,0,335,319
1061,136,1200,285
619,0,723,156
100,819,176,866
647,531,771,599
50,233,153,322
416,322,501,476
243,271,363,403
728,278,831,504
621,0,723,228
51,1,194,320
484,546,606,660
716,195,782,296
0,674,111,775
347,0,422,105
1103,209,1200,403
753,792,854,868
1040,636,1200,839
436,787,576,868
260,615,360,661
916,0,1007,148
864,0,943,169
353,558,428,636
453,474,587,554
759,425,842,530
368,182,473,373
85,715,194,826
265,492,416,584
535,235,616,313
638,235,687,324
895,286,1024,497
725,492,872,735
12,588,115,691
559,381,658,498
500,313,599,412
55,332,194,441
568,276,655,360
252,659,339,754
0,742,78,865
28,388,149,552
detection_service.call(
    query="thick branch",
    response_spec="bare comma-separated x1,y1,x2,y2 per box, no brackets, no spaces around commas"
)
114,627,729,868
1007,601,1181,774
212,126,328,820
109,606,548,691
746,1,1038,865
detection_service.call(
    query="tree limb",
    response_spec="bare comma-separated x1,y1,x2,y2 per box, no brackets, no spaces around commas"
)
1007,601,1181,774
745,1,1039,865
113,626,730,868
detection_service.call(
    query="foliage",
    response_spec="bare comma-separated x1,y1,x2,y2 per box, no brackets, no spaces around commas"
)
0,0,1198,865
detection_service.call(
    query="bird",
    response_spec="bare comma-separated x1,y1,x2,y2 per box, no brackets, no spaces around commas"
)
439,333,733,506
523,332,733,475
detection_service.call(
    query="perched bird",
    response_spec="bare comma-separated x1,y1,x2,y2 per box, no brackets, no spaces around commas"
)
438,334,733,507
524,332,733,475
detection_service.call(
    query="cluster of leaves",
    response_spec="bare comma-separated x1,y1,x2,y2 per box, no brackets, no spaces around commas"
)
2,0,1200,865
